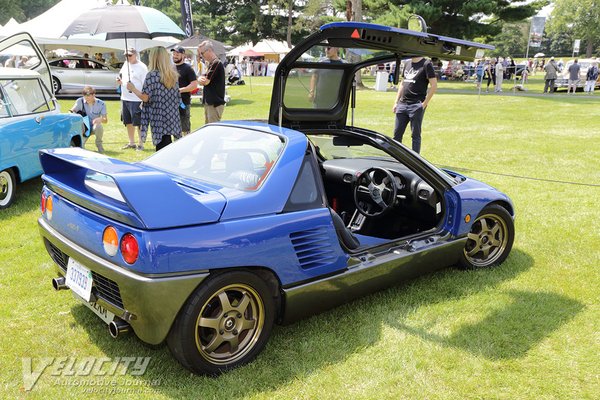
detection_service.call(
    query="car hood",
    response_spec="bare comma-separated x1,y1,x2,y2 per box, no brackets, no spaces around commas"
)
269,22,493,129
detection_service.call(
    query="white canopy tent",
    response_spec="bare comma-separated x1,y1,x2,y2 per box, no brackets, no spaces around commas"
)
0,0,108,38
0,0,179,57
227,39,291,62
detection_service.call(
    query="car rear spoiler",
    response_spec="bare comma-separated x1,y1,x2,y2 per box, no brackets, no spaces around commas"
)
39,148,225,229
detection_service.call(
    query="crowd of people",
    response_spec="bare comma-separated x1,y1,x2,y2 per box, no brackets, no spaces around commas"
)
72,43,598,156
69,41,225,153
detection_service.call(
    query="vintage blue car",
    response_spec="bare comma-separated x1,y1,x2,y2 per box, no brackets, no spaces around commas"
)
39,22,514,375
0,33,84,208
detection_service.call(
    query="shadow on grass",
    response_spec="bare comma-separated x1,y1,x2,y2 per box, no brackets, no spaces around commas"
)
394,289,583,360
66,247,546,397
388,249,584,360
0,178,42,222
226,99,255,106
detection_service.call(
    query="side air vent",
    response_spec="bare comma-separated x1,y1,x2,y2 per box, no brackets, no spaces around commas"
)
290,228,337,269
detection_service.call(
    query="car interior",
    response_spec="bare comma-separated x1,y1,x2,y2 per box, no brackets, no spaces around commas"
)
307,134,443,248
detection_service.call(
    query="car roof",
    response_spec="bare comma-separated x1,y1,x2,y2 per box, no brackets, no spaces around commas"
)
269,21,493,129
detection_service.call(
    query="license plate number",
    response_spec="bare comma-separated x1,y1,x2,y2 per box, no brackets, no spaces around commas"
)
66,258,93,302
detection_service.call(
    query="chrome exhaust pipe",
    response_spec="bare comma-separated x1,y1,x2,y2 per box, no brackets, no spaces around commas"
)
109,318,130,339
52,277,68,291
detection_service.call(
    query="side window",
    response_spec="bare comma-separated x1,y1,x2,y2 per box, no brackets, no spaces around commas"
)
284,153,324,212
0,78,52,116
284,67,344,110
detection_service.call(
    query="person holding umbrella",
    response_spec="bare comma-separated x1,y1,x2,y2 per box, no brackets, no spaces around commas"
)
127,47,182,151
197,40,226,124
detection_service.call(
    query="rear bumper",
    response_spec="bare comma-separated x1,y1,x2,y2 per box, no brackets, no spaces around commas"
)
38,217,209,344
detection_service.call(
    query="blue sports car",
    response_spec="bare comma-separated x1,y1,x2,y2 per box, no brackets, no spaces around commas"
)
39,22,514,375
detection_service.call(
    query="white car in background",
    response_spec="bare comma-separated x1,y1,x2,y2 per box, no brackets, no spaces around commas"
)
48,57,119,95
554,58,600,91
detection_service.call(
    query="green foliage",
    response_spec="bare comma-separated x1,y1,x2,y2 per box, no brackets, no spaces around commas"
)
367,0,546,40
0,0,60,25
489,22,528,57
546,0,600,57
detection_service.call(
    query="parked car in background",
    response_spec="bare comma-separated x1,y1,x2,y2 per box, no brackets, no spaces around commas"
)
554,58,600,91
0,33,84,208
514,63,529,79
48,56,119,95
39,22,514,375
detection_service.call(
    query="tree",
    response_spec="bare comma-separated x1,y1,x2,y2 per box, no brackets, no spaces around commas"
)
489,22,529,57
0,0,60,25
361,0,547,40
546,0,600,57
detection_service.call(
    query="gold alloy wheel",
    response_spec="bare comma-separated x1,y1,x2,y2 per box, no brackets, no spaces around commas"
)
463,212,509,267
194,283,265,365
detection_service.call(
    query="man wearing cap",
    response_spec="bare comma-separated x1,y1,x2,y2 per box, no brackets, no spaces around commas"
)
117,47,148,150
171,46,198,136
197,40,225,124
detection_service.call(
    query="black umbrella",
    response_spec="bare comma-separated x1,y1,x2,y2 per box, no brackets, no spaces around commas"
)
62,4,185,78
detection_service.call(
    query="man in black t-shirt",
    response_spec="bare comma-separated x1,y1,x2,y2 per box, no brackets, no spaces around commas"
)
392,57,437,154
171,47,198,136
198,41,226,124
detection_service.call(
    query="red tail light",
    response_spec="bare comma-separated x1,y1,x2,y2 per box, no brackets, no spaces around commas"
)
41,193,47,213
120,233,139,264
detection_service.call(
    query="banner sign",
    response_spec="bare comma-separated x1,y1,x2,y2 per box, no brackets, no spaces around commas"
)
180,0,194,37
529,16,545,48
573,39,581,53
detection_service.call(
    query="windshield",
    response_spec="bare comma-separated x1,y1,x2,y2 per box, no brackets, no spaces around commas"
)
143,125,285,191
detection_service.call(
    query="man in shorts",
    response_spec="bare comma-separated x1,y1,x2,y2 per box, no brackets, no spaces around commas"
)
117,47,148,150
171,46,198,136
567,59,581,94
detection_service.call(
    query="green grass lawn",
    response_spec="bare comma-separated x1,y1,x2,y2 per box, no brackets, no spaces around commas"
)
1,75,598,399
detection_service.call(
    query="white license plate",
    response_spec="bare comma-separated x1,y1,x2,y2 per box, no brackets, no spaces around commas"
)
66,258,93,302
73,293,116,325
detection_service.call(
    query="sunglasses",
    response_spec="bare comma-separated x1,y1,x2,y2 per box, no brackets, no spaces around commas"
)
83,92,93,96
126,54,135,57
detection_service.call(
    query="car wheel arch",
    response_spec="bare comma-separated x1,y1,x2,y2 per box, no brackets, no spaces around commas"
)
173,266,284,328
166,267,282,374
214,267,283,318
487,200,514,217
52,76,61,92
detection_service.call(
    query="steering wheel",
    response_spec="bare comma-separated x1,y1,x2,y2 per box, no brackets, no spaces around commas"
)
353,167,398,217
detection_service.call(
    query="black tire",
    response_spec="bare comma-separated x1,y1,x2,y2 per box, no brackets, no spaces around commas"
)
52,77,61,94
167,271,275,375
0,169,16,209
459,204,514,269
